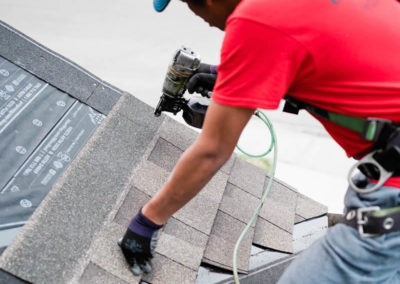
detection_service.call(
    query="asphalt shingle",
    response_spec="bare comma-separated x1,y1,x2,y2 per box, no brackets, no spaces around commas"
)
86,83,122,115
142,253,197,284
173,193,220,235
79,262,130,284
228,158,266,199
148,137,184,172
263,177,298,209
89,223,141,284
0,21,108,103
114,186,151,228
253,217,293,254
198,171,229,204
296,193,328,220
158,116,199,151
155,233,204,271
258,199,295,234
116,93,164,130
131,161,170,197
163,217,208,249
219,183,260,226
294,214,306,224
203,211,254,274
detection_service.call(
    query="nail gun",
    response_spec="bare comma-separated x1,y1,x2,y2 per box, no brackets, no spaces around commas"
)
154,46,210,129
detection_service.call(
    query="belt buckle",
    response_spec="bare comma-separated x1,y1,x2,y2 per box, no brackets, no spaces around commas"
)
357,206,380,237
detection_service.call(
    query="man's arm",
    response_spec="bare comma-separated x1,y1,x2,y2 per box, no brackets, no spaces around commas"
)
142,100,255,224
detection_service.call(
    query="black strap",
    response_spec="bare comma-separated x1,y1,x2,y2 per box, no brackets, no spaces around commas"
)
283,95,397,145
343,207,400,236
283,95,400,178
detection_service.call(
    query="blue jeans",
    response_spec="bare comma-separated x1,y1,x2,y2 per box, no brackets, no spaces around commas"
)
278,175,400,284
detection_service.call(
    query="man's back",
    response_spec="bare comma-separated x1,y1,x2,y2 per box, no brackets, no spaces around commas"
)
214,0,400,159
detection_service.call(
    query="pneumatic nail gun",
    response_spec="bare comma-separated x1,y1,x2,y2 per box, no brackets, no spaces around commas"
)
154,46,210,129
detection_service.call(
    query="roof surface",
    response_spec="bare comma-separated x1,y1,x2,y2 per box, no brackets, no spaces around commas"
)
0,20,328,284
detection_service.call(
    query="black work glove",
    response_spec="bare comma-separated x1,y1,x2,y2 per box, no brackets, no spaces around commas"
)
118,209,162,276
187,63,217,97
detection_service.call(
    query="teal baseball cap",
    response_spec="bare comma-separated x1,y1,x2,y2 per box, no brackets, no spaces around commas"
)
154,0,171,12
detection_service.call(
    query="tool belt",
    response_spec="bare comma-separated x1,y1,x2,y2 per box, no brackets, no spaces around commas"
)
343,206,400,237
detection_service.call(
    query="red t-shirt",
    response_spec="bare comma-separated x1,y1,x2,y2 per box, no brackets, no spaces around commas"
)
212,0,400,187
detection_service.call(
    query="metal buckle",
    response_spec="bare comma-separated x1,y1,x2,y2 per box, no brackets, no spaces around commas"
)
348,151,393,194
357,206,380,237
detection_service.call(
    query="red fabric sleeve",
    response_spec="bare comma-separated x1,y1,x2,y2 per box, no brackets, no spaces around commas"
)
212,18,311,110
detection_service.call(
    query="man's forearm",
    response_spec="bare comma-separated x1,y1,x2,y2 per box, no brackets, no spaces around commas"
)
142,139,229,225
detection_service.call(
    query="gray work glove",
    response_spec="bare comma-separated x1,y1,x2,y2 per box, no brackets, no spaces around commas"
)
187,63,217,97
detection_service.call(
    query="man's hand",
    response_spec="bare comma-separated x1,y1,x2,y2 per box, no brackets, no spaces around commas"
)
119,209,162,276
187,63,217,96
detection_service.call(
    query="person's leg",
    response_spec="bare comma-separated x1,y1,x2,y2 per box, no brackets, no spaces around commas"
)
278,179,400,284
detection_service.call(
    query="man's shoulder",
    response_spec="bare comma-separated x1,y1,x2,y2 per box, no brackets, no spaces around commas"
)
230,0,316,26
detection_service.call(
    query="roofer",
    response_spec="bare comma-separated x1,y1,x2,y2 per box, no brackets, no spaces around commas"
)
119,0,400,282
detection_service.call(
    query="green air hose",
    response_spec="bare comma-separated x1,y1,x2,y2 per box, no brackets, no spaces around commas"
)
233,110,278,284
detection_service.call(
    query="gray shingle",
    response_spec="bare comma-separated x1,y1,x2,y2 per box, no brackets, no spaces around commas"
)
86,83,121,115
90,223,141,284
198,171,229,204
79,262,130,284
158,116,199,151
163,218,208,249
210,211,250,244
114,186,151,228
294,214,306,224
173,193,220,235
0,21,104,103
219,183,260,226
253,217,293,254
263,177,298,209
228,158,266,198
115,93,164,130
258,198,295,233
296,193,328,220
132,161,170,197
155,233,204,270
142,253,197,284
203,211,254,274
148,137,183,172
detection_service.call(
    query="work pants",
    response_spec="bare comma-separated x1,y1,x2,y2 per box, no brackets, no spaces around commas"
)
278,175,400,284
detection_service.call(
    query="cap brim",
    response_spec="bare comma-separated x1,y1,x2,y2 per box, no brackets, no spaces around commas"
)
153,0,171,12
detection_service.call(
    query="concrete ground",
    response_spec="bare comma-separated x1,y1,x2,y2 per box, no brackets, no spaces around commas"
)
0,0,354,213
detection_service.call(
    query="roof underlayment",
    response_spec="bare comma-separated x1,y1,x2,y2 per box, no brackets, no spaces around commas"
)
0,20,328,284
